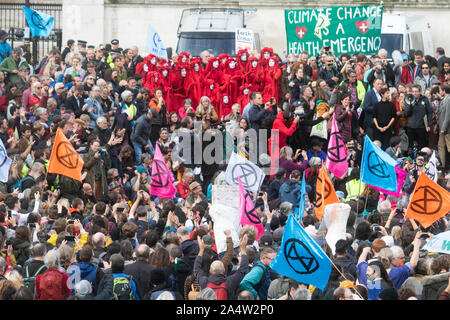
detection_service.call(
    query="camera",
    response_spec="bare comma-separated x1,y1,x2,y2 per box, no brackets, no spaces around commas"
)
371,224,381,232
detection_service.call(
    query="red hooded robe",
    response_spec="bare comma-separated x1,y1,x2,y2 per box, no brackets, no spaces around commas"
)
236,49,249,73
222,57,242,105
244,57,262,92
261,57,282,104
168,63,189,112
186,57,203,108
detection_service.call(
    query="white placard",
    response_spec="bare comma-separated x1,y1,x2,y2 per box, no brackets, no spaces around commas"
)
235,28,254,52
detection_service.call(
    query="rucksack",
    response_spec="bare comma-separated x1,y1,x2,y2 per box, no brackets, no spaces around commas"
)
207,281,228,300
8,175,34,193
23,264,46,297
92,252,107,269
252,264,271,300
37,269,65,300
112,275,135,300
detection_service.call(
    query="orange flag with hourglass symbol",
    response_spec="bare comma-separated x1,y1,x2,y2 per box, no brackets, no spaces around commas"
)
405,172,450,228
48,128,84,182
315,165,340,221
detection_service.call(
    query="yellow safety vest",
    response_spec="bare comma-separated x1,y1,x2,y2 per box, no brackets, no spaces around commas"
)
345,179,365,201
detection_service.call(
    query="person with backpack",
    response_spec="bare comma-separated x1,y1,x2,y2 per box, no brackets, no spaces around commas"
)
35,248,71,300
70,246,98,292
21,243,47,297
194,233,249,300
124,244,154,298
97,253,140,300
240,247,277,300
165,245,192,297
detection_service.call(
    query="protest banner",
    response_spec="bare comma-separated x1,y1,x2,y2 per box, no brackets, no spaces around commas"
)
0,139,11,183
22,6,54,38
239,178,264,240
293,172,306,221
423,231,450,255
212,185,240,209
235,28,254,52
225,152,265,194
285,4,383,56
315,165,340,221
323,203,351,255
209,203,241,254
146,24,168,59
326,116,348,179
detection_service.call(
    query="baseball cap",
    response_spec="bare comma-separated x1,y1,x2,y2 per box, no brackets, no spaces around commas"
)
401,53,409,61
259,233,273,247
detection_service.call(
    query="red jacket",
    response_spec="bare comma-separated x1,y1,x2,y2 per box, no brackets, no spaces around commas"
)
176,180,190,199
268,112,297,155
35,266,71,300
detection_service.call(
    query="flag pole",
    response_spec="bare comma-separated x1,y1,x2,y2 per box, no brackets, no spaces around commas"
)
329,259,365,300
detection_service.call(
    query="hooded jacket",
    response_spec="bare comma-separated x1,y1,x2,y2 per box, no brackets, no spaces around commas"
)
74,262,97,288
421,272,450,300
269,112,297,154
194,254,249,300
180,239,199,270
279,179,300,205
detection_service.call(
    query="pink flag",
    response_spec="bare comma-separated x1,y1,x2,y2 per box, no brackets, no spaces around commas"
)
238,178,264,240
150,143,176,199
326,116,348,179
371,166,407,197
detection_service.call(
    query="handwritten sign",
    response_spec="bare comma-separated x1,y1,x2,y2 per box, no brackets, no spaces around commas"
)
212,185,240,209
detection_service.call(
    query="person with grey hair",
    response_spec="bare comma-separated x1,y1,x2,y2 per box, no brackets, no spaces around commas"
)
35,249,71,300
293,287,312,300
237,290,255,300
0,46,29,85
34,107,49,128
116,89,138,138
176,226,199,270
74,280,93,299
200,50,211,68
194,232,249,300
22,243,47,294
124,244,154,298
195,287,217,300
85,85,104,129
279,201,293,216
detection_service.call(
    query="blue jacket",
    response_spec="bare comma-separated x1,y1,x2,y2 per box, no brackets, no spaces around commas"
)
240,261,271,300
248,104,271,131
362,88,380,128
307,149,326,163
0,41,12,63
86,96,105,128
279,179,300,205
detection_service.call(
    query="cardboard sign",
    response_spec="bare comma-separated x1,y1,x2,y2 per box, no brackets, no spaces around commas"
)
285,5,383,56
212,185,240,209
235,28,254,52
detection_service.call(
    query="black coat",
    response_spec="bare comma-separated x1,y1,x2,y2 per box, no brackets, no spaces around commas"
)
124,260,155,298
65,95,85,118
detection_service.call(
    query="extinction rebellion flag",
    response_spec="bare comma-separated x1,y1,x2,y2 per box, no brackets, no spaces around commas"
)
285,5,383,56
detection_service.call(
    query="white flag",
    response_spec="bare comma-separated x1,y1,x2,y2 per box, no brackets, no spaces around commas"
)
0,139,11,183
425,152,438,182
225,152,265,194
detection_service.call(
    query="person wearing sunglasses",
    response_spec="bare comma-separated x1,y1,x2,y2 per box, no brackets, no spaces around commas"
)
414,62,438,92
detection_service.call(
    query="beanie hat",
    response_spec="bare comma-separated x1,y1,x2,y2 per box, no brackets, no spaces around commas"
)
75,280,92,297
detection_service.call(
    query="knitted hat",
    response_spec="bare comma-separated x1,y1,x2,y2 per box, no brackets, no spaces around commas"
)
75,280,92,297
136,165,147,174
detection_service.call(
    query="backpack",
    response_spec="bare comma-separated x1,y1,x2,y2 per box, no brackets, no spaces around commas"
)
8,175,34,193
252,264,271,300
37,269,65,300
207,281,228,300
112,275,135,300
23,264,46,297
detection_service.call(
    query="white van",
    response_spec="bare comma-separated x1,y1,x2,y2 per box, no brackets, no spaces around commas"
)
381,13,433,58
175,8,263,57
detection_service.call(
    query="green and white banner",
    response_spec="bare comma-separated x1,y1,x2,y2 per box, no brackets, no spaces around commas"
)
285,5,383,56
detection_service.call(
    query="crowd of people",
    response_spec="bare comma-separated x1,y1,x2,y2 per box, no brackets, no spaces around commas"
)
0,31,449,300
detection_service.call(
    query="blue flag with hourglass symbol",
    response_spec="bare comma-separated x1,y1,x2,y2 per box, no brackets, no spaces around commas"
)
146,24,168,59
22,6,54,38
361,135,397,192
270,214,331,291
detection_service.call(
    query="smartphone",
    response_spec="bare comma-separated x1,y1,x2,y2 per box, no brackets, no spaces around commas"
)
7,211,11,219
67,220,75,226
117,207,125,213
65,235,75,242
420,233,430,239
28,223,36,229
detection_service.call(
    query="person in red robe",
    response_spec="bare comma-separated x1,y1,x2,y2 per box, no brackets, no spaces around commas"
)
222,57,242,105
186,57,203,108
168,63,189,113
202,78,220,108
136,54,158,85
259,47,274,71
158,64,172,109
237,83,253,110
178,52,190,65
261,56,282,104
217,91,233,120
144,71,163,98
204,57,224,93
244,57,262,92
236,49,249,73
218,53,230,71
